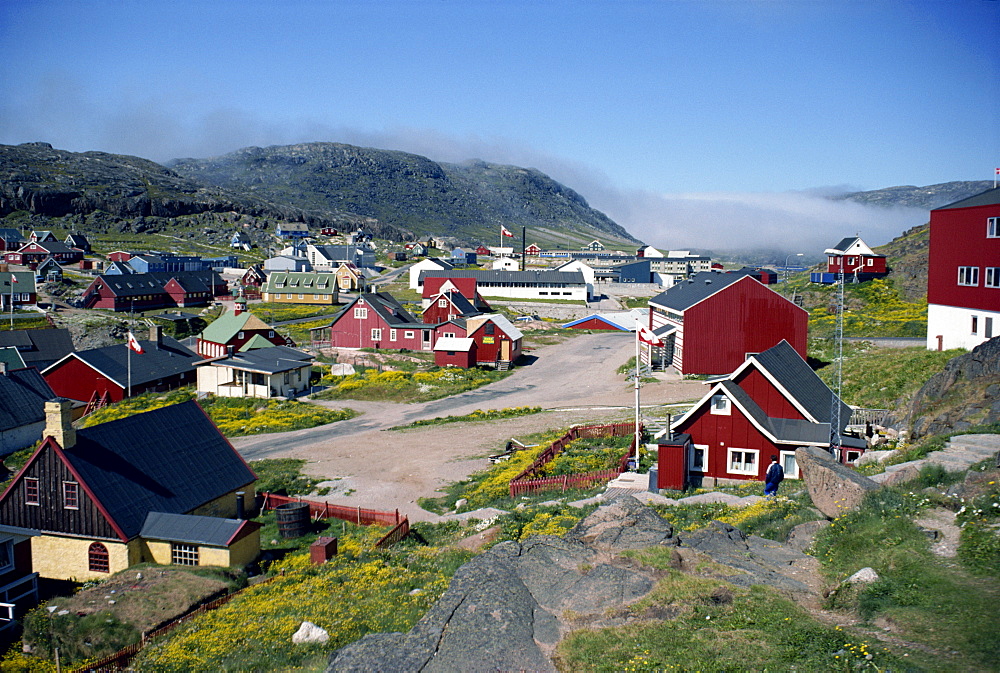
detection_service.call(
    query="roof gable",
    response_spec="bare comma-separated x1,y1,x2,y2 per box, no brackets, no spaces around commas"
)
648,272,746,312
0,368,56,433
63,401,255,539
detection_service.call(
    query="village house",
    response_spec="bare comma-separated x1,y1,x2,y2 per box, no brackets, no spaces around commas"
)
310,292,434,351
276,222,310,239
0,229,25,253
42,327,201,405
230,231,252,251
197,300,291,358
421,290,482,324
0,522,40,634
926,187,1000,351
334,262,377,291
463,314,523,369
28,231,57,244
4,240,83,268
811,236,888,284
433,337,476,368
63,233,91,254
80,270,228,312
0,365,57,456
663,340,864,489
420,276,491,312
524,243,542,256
408,257,455,290
195,345,315,398
0,272,37,311
304,244,377,271
35,257,63,282
419,269,588,302
261,270,339,305
0,328,74,372
647,271,808,376
0,399,259,581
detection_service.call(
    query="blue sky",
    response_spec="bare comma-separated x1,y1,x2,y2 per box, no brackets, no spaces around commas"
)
1,0,997,253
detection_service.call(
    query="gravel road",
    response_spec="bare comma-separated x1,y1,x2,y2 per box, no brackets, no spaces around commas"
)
231,331,705,521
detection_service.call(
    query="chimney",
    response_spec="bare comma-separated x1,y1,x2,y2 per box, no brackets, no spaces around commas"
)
44,398,76,449
149,325,162,349
226,345,235,358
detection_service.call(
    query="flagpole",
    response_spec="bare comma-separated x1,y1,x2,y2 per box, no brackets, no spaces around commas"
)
634,322,641,470
127,335,132,398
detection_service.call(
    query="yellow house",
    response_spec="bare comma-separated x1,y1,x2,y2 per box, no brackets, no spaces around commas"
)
262,271,339,305
0,399,259,582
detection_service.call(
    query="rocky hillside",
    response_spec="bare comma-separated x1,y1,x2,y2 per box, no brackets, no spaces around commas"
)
0,142,409,245
168,143,639,248
835,180,994,210
893,336,1000,438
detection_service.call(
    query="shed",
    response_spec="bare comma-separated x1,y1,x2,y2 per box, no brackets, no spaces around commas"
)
433,337,476,368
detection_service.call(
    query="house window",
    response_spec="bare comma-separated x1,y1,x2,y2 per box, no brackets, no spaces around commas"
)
88,542,110,573
438,298,448,308
727,448,758,475
689,444,708,472
404,331,414,339
298,294,304,300
171,543,199,566
371,328,382,341
779,450,799,479
238,331,244,340
314,294,321,300
988,217,999,238
958,266,979,286
62,481,79,510
443,332,455,338
985,268,1000,288
972,315,979,335
286,293,292,299
24,478,39,505
269,330,275,338
986,317,994,339
485,323,495,335
710,395,731,415
866,258,874,267
0,539,14,575
389,329,397,341
354,307,367,320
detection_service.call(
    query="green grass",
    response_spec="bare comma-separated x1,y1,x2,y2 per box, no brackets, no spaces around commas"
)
809,339,962,410
249,458,332,497
248,302,341,323
312,366,514,403
389,405,543,430
794,277,928,338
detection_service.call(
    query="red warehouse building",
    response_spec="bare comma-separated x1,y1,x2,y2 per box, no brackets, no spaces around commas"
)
926,187,1000,351
647,272,807,376
662,340,863,489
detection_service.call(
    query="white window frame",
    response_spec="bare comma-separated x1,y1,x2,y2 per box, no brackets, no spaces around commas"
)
727,448,758,476
389,329,397,341
988,217,999,238
958,266,979,286
779,450,799,479
438,298,448,308
371,328,382,341
710,394,731,415
62,481,79,510
24,477,39,506
171,543,199,566
985,267,1000,288
404,330,415,339
354,307,367,320
689,444,708,473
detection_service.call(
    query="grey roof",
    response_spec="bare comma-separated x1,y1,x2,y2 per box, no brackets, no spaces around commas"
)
64,400,256,539
420,269,586,284
649,272,745,311
933,186,1000,211
140,511,255,546
0,368,55,433
200,345,314,374
0,229,24,243
0,347,27,370
749,340,850,426
720,381,831,445
92,270,224,297
45,335,200,388
20,240,79,255
356,292,421,326
829,237,860,253
0,328,74,370
425,291,479,317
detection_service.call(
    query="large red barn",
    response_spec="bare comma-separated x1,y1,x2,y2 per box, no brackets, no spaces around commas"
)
647,272,807,376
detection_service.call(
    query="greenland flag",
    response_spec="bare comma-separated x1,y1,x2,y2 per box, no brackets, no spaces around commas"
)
500,225,514,238
636,323,664,347
126,331,145,354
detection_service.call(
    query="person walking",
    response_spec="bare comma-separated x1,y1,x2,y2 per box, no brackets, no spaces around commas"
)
764,455,784,496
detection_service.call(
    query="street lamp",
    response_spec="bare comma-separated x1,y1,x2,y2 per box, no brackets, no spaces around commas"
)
783,253,803,283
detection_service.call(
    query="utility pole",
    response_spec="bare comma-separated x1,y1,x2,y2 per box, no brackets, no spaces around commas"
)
829,270,844,458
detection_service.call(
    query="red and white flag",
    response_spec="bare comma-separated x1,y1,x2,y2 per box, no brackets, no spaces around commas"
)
636,323,664,347
126,331,145,354
500,225,514,238
10,275,16,283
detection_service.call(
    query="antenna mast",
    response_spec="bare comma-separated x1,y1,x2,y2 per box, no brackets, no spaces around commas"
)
829,270,844,457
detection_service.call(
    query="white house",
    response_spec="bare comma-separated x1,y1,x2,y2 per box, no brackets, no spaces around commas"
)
554,259,596,300
195,346,314,399
408,257,456,290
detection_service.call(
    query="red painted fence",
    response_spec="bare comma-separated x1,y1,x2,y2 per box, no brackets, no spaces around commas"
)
508,422,641,497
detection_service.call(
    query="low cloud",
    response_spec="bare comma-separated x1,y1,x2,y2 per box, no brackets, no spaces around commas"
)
0,92,929,257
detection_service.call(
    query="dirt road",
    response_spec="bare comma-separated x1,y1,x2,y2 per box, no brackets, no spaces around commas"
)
231,331,705,521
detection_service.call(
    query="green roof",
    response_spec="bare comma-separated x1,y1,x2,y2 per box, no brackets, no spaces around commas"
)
199,310,272,344
238,334,276,352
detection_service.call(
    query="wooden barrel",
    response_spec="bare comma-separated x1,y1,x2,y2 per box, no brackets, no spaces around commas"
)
275,502,311,538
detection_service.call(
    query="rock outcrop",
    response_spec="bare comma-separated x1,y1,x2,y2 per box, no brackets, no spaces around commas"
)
795,446,879,518
327,496,822,672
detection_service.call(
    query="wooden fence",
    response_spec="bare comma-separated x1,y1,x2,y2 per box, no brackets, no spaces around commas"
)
508,421,640,497
259,492,405,527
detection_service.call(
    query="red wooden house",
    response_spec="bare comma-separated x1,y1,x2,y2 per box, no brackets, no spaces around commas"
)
310,292,438,351
42,327,201,404
80,271,227,312
5,240,83,268
811,237,888,284
647,272,808,376
475,245,492,256
0,229,24,253
663,340,863,489
1,272,37,311
107,251,134,263
926,187,1000,351
422,290,482,324
433,337,476,368
197,300,290,358
421,276,490,312
524,244,542,256
464,314,523,368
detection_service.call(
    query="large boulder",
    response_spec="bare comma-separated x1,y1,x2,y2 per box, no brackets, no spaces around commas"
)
795,446,879,518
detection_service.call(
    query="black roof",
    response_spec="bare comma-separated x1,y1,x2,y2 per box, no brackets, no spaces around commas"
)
749,340,850,426
93,270,224,297
0,368,55,434
719,380,831,445
66,400,255,539
356,292,421,326
140,511,256,546
425,290,479,317
649,272,746,311
933,186,1000,211
0,328,74,370
46,336,199,387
